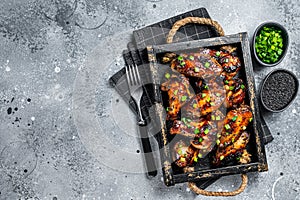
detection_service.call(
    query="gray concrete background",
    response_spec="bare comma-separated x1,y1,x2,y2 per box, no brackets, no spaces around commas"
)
0,0,299,199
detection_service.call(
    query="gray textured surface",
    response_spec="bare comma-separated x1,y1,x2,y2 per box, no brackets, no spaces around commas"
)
0,0,299,199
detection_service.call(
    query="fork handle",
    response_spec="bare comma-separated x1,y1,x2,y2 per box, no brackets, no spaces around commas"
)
137,107,146,126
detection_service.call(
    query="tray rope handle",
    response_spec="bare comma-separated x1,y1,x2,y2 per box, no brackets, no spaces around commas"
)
167,17,248,196
188,174,248,196
166,17,225,44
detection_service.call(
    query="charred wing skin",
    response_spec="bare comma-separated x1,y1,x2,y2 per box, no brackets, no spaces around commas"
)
170,52,223,79
161,74,193,120
220,45,238,54
218,105,252,148
170,118,218,158
213,105,253,166
214,131,250,166
173,141,199,168
207,110,226,132
170,118,207,138
224,78,246,108
219,53,241,79
182,79,225,119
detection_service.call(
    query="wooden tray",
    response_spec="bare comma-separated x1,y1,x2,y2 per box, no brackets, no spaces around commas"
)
147,32,268,186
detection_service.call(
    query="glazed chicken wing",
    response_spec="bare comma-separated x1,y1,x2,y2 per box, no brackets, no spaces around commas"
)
182,78,226,118
170,51,223,79
173,140,199,168
161,73,193,120
219,52,241,79
223,78,246,108
213,105,253,166
170,115,222,158
214,131,251,166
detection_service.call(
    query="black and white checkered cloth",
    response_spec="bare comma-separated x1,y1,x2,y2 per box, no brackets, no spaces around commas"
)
109,7,272,189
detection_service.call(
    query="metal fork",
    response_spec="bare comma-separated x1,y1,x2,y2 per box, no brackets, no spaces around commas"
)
125,64,146,126
125,63,157,177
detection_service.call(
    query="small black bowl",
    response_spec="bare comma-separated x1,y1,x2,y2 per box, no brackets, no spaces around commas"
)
252,22,289,67
260,69,298,112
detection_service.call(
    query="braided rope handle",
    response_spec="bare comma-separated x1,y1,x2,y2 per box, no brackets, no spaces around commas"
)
166,17,247,196
188,174,248,196
166,17,225,43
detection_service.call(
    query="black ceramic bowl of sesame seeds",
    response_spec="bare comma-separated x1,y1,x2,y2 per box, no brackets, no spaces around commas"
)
253,22,289,67
260,69,299,112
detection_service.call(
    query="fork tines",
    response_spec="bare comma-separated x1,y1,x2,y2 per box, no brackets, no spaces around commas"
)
125,64,142,86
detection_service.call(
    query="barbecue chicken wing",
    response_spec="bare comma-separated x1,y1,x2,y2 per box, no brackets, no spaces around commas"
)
170,112,224,158
182,78,226,118
170,52,223,79
223,78,246,108
219,52,241,79
213,105,253,166
173,140,199,168
161,73,193,120
214,131,251,166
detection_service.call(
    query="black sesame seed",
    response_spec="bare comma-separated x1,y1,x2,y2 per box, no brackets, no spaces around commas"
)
7,107,12,115
261,71,296,111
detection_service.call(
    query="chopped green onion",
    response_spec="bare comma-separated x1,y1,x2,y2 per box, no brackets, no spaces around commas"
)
217,134,221,138
215,51,221,56
232,138,235,143
198,137,203,142
232,116,238,122
198,153,203,158
178,149,182,154
165,73,170,79
204,128,209,135
180,61,186,66
194,67,200,72
180,157,185,162
211,115,215,120
187,118,192,123
189,55,194,60
206,96,211,102
166,107,169,112
204,85,209,89
204,62,210,68
182,118,186,123
225,124,231,130
242,126,247,130
173,90,178,95
216,139,220,145
220,155,224,160
229,86,235,90
202,93,207,98
249,117,253,122
193,103,197,108
225,80,229,84
194,128,200,134
194,157,198,162
181,95,187,101
210,102,215,106
255,26,285,64
177,55,183,61
216,116,221,121
216,93,221,97
226,132,230,135
241,84,245,89
225,58,229,63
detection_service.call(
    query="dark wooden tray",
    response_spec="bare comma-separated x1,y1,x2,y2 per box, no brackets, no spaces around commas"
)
147,32,268,186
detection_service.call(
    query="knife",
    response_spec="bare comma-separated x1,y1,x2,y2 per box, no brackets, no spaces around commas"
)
138,124,158,178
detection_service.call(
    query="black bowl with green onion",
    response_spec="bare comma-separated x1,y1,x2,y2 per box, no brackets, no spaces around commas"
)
253,22,289,67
